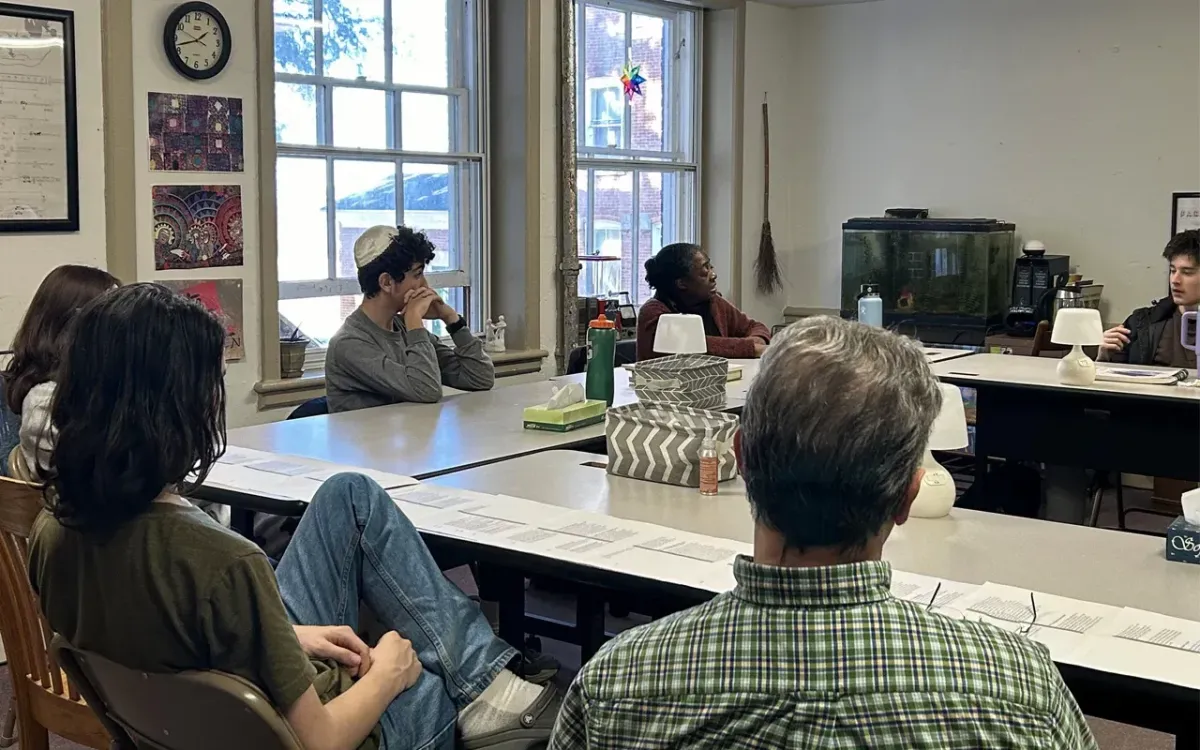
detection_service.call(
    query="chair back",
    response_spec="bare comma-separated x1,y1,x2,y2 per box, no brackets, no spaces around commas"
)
0,477,111,750
566,339,638,375
53,637,303,750
1030,320,1069,358
287,396,328,420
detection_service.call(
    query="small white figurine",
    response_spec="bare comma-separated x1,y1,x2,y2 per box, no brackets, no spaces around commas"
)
485,315,507,353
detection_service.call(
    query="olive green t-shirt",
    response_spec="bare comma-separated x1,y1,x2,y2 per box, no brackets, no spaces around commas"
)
28,503,380,749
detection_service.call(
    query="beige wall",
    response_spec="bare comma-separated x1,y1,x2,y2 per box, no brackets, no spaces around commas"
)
740,0,1200,323
0,0,107,344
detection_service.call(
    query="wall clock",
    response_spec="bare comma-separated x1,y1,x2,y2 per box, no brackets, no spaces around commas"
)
164,2,231,80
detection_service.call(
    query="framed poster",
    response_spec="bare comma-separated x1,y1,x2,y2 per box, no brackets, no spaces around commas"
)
0,3,79,232
1171,192,1200,236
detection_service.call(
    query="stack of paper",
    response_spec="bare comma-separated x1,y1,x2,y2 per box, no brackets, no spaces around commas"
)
388,486,750,593
203,447,417,503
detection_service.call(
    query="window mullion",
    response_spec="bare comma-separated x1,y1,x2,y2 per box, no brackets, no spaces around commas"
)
631,169,640,302
326,156,337,280
383,0,393,85
576,1,587,152
622,10,632,151
586,169,596,256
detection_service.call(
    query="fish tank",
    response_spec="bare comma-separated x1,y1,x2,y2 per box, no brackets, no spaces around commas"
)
841,218,1015,346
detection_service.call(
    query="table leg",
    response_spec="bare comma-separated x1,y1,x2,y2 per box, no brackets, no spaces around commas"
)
492,568,527,651
230,507,255,540
578,588,607,662
1177,718,1199,750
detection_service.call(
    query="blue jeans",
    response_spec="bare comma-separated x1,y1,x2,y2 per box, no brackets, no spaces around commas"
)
275,473,517,750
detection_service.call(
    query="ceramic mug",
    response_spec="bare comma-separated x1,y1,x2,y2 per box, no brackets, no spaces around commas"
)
1183,311,1198,354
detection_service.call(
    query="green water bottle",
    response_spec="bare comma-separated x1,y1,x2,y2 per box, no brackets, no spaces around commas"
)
585,313,617,405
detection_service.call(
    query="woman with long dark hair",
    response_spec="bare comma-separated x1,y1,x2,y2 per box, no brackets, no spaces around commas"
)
30,283,558,750
1,264,119,478
635,243,772,361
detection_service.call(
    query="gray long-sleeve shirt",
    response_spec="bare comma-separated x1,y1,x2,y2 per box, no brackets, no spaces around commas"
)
325,308,495,413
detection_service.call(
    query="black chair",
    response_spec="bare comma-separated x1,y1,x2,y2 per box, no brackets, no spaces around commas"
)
287,396,328,420
565,339,637,375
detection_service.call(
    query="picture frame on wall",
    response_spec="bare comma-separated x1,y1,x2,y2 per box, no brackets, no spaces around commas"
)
1171,191,1200,236
0,2,79,233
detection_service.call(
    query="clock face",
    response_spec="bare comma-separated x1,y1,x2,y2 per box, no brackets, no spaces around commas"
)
173,9,225,73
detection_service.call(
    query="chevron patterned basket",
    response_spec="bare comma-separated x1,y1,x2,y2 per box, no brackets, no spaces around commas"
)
606,403,739,487
629,354,730,409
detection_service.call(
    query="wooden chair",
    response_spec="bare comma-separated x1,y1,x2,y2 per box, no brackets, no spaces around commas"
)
0,477,111,750
54,637,303,750
1030,320,1070,358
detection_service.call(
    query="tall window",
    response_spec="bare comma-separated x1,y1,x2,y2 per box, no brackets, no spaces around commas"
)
273,0,485,352
575,0,699,304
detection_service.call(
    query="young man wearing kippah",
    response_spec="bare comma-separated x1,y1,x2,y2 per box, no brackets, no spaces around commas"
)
326,226,495,413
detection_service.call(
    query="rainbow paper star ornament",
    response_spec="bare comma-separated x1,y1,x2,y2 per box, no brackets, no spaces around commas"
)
619,63,646,100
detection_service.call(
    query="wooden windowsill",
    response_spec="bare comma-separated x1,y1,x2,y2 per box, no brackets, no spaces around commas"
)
254,348,550,412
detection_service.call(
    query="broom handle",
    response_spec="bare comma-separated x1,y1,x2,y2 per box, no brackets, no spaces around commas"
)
762,100,770,221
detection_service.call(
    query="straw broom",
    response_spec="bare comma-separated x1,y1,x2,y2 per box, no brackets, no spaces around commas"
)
755,95,783,295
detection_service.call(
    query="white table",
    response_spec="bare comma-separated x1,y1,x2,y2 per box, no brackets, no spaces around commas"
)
430,451,1199,622
224,361,758,482
923,346,978,364
429,450,1200,746
933,353,1200,402
933,354,1200,484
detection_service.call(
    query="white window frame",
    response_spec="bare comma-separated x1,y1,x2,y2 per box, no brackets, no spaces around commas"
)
574,0,700,306
273,0,489,355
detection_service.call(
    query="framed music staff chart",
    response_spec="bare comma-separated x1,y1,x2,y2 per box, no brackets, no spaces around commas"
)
0,2,78,232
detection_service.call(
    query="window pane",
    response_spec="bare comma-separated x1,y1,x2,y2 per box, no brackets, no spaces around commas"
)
334,160,396,279
322,0,385,81
630,14,665,153
274,0,316,74
588,171,632,297
637,171,665,304
401,92,451,153
275,83,318,145
583,5,626,150
277,158,330,281
332,88,388,149
280,295,361,346
393,0,449,86
403,163,455,271
576,168,588,256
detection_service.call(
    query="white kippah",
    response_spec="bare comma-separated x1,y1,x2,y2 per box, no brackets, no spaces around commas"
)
353,225,399,268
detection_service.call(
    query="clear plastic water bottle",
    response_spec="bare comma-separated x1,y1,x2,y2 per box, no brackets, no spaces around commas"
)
699,429,718,496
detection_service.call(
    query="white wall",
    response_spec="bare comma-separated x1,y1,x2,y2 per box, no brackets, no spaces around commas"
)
743,0,1200,321
0,0,106,345
131,0,262,426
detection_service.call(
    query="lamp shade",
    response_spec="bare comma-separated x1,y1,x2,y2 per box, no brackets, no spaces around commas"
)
1051,308,1103,346
929,383,969,451
653,314,707,354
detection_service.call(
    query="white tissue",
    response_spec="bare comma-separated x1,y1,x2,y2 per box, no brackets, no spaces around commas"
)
1183,487,1200,526
546,383,585,410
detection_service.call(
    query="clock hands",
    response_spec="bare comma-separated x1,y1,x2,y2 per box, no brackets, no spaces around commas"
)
177,32,209,47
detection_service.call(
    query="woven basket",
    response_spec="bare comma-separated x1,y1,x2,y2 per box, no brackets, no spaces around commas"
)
606,402,739,487
629,354,729,409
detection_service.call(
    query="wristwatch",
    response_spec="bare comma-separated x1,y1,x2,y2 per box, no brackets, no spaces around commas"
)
446,318,468,336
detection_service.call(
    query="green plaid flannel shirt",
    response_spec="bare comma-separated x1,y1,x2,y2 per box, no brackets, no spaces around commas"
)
550,557,1098,749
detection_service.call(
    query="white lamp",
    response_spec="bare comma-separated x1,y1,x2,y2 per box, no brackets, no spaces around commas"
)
653,313,707,354
1051,308,1104,386
910,383,969,519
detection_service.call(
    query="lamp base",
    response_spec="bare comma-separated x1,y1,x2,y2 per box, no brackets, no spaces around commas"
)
910,450,957,519
1056,344,1096,386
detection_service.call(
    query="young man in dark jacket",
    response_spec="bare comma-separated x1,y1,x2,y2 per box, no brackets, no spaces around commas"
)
1100,230,1199,368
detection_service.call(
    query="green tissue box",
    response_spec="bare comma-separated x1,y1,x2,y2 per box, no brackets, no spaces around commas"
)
1166,517,1200,565
523,399,607,432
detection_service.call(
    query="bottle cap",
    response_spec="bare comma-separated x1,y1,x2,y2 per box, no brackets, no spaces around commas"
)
589,314,616,329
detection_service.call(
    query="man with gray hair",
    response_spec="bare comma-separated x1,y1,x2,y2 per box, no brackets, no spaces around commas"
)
550,317,1097,749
